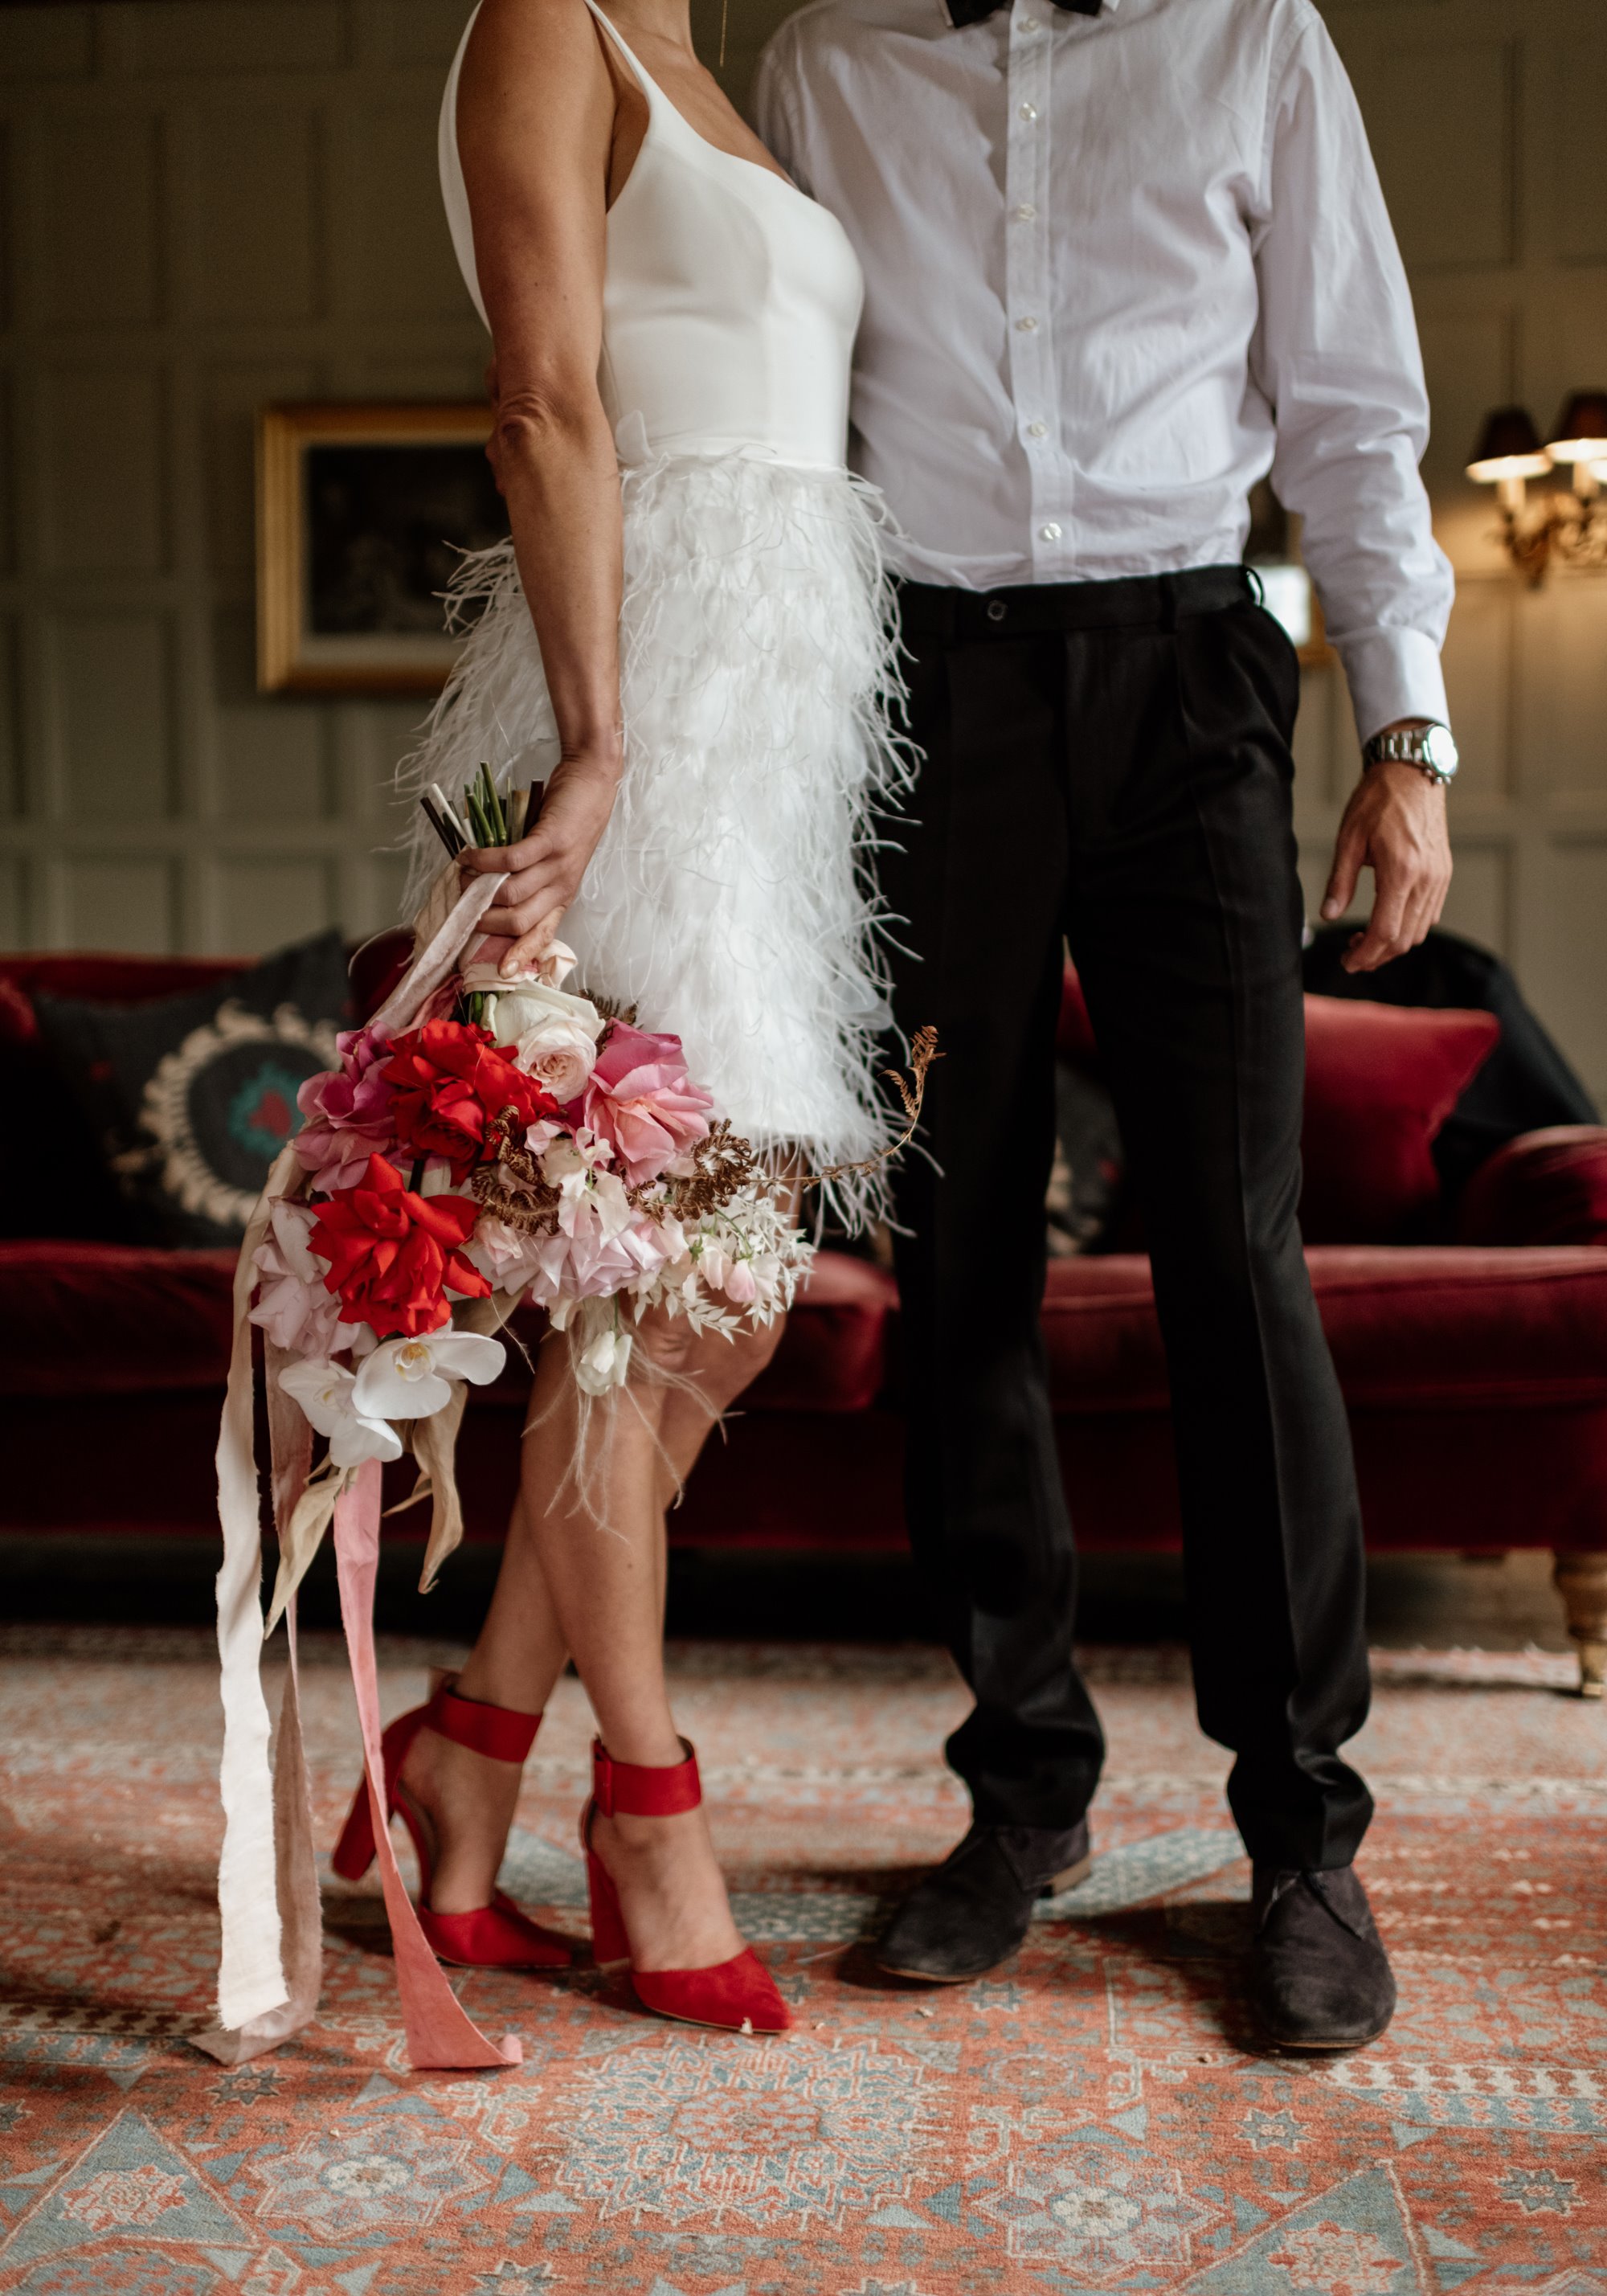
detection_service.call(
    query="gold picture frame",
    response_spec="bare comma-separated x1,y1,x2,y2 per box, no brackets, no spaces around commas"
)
256,401,505,694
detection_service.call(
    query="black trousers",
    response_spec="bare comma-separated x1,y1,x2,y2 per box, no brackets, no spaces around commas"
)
883,566,1373,1872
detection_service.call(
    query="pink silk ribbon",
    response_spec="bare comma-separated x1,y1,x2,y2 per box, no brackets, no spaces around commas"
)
332,1460,521,2070
202,866,517,2069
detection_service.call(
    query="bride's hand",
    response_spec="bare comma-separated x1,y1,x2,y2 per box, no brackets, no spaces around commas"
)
458,749,622,975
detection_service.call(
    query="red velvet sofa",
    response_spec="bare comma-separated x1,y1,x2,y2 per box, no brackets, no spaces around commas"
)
4,943,1607,1690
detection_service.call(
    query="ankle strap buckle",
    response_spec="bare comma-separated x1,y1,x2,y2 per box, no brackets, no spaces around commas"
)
591,1737,702,1817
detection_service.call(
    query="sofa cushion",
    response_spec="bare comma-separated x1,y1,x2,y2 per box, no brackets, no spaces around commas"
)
1057,965,1499,1244
1300,999,1499,1242
1041,1246,1607,1414
0,1241,237,1396
0,962,259,1246
31,931,354,1248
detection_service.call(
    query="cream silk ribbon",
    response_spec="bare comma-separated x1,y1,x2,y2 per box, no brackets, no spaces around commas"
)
199,866,512,2065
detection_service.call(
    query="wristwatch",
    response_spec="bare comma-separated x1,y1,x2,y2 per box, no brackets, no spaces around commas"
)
1362,722,1459,787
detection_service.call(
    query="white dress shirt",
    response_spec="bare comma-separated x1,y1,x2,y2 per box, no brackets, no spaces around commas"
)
753,0,1454,740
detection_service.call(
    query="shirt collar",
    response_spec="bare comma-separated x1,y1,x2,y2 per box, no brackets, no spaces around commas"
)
936,0,1120,25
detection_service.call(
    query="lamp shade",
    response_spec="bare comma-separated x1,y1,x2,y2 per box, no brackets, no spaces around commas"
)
1546,391,1607,463
1466,406,1552,483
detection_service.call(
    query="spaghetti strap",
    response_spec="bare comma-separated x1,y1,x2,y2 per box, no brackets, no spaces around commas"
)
579,0,658,109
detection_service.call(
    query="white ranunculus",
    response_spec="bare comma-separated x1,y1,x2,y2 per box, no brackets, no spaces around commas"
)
477,976,605,1104
352,1328,506,1422
514,1019,600,1103
277,1358,402,1467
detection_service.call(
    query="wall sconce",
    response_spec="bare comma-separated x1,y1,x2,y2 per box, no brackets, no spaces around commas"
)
1467,395,1607,584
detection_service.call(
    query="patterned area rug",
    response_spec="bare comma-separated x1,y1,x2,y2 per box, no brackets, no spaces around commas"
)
1,1628,1604,2295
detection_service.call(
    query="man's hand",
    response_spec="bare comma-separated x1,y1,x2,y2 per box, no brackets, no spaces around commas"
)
1320,726,1453,974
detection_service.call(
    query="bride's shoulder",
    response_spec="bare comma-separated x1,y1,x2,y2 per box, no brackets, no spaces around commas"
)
464,0,616,76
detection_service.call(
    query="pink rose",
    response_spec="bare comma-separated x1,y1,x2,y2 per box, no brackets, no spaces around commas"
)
578,1022,714,1187
293,1025,396,1190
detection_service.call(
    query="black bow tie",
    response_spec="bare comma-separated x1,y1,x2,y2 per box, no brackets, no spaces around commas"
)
945,0,1100,23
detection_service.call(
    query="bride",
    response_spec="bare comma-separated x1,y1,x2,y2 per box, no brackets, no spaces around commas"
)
330,0,905,2035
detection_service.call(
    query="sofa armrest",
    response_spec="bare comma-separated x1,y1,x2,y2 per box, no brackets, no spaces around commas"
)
1458,1126,1607,1247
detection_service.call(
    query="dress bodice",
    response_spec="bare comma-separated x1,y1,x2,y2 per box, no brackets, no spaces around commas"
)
440,2,863,473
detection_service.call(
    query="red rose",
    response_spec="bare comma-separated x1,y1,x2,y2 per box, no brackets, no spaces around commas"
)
308,1154,491,1339
382,1019,556,1181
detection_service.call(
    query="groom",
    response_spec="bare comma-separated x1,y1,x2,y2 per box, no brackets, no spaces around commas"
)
756,0,1457,2047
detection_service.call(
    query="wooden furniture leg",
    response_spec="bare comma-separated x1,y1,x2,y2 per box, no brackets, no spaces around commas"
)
1553,1551,1607,1700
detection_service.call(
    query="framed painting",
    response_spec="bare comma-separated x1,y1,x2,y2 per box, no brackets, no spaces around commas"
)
256,402,509,694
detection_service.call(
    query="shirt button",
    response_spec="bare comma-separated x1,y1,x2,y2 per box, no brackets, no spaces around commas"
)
1016,315,1039,332
1018,14,1041,29
1018,101,1038,121
1027,421,1048,438
1012,203,1037,222
1040,522,1062,542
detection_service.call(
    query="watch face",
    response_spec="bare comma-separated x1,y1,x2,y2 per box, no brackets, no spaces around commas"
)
1422,724,1459,776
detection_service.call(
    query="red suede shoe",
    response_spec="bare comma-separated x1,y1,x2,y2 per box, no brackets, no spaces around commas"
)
332,1676,570,1972
583,1737,791,2034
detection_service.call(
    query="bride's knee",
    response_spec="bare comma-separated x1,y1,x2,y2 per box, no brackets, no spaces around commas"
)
630,1308,785,1406
689,1313,787,1407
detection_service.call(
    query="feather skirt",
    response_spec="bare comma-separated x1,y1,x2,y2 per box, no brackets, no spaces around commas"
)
398,451,911,1230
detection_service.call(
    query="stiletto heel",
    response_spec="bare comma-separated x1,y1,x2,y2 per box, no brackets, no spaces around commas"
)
583,1836,632,1968
332,1674,570,1972
580,1737,791,2033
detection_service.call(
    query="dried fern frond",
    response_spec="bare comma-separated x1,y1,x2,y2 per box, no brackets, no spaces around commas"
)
804,1025,942,1193
471,1104,562,1234
657,1121,764,1222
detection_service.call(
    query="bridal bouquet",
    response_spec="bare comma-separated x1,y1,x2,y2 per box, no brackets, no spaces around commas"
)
251,932,816,1491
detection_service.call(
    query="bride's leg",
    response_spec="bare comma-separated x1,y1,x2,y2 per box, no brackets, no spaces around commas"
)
521,1310,763,1975
395,1307,786,1925
396,1490,570,1916
652,1314,787,1502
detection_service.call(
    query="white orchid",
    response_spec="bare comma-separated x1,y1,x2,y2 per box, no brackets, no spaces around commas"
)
277,1358,401,1467
352,1328,506,1422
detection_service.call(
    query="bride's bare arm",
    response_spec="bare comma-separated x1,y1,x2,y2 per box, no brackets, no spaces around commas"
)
454,0,626,972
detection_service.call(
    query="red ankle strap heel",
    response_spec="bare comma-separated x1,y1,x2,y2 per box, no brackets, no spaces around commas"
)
591,1737,705,1817
331,1676,569,1973
582,1736,791,2034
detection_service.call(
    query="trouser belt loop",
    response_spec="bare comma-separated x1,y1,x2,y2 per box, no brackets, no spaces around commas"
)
1158,574,1180,635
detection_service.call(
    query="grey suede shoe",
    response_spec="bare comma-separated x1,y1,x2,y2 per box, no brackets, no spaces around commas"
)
1249,1864,1396,2051
876,1820,1092,1983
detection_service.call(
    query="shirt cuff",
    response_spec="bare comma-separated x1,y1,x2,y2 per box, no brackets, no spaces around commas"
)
1332,628,1450,747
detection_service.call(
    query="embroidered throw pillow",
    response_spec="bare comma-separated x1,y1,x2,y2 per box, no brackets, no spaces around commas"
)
33,931,353,1247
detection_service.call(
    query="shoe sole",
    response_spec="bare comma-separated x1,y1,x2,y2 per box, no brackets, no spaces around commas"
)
1044,1854,1092,1897
875,1959,1000,1985
876,1854,1095,1983
1262,2027,1393,2053
640,2001,791,2034
435,1956,570,1972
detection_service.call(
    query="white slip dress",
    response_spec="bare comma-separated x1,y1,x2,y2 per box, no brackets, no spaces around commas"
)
407,2,908,1223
